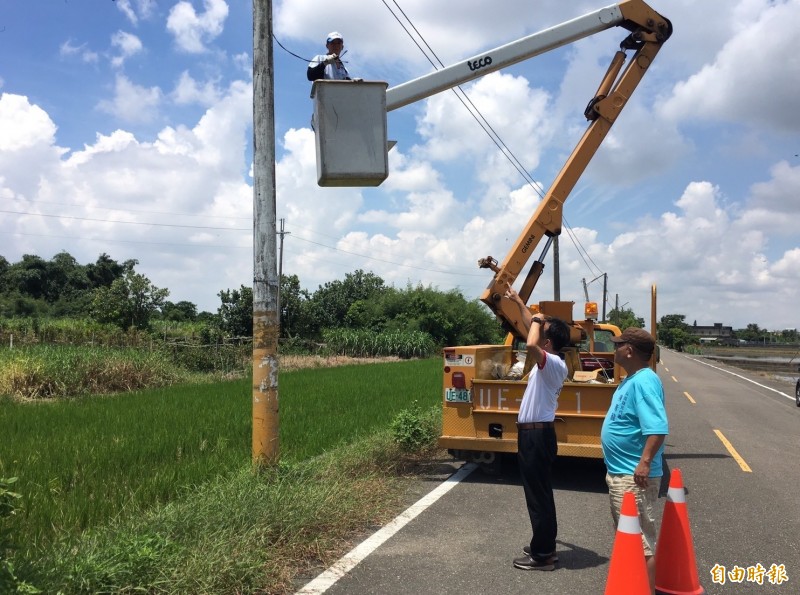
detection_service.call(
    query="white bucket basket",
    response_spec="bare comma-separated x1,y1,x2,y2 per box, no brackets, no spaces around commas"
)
311,80,390,187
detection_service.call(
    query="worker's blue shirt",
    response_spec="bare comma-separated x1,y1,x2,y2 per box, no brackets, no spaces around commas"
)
601,367,668,476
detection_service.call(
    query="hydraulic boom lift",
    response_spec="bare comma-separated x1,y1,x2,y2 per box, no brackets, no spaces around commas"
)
311,1,671,463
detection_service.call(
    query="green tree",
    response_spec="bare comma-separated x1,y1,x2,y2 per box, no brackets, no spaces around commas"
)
607,306,645,331
0,256,9,291
309,270,386,333
280,272,502,347
218,285,253,338
736,323,765,343
86,253,135,288
279,274,312,338
378,283,502,347
3,254,48,300
0,291,47,318
45,251,94,316
161,300,198,322
91,270,169,330
345,298,386,332
43,252,90,301
658,314,692,350
0,252,140,318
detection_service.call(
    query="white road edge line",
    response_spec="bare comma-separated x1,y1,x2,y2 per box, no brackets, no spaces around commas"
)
684,354,794,402
294,462,478,594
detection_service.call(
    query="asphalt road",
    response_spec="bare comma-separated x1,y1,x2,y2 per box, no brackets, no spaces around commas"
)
294,349,800,594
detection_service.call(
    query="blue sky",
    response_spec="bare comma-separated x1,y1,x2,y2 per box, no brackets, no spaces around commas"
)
1,0,798,330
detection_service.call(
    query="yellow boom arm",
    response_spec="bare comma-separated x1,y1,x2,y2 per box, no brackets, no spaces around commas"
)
479,0,671,338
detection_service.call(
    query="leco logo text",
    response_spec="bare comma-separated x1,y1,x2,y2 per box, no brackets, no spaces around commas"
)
467,56,493,71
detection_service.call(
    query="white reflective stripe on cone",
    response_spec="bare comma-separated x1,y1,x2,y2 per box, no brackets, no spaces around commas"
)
617,514,641,535
667,486,685,504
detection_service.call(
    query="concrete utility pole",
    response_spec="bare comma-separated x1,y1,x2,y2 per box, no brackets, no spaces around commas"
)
252,0,279,466
602,272,607,322
277,218,290,319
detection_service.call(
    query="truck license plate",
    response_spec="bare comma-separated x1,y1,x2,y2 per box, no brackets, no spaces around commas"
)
445,388,471,403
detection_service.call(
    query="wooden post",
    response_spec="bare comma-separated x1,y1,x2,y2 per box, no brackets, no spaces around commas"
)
252,0,279,466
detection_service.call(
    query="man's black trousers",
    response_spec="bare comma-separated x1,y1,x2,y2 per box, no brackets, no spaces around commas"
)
517,426,558,561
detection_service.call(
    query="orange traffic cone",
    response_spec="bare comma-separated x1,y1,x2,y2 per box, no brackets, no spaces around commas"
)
605,491,650,594
655,468,705,594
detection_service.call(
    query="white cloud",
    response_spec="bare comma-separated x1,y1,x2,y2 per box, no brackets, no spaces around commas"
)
115,0,138,25
0,86,252,310
746,161,800,215
417,72,551,166
772,248,800,280
734,161,800,238
0,94,67,204
167,0,229,54
0,94,59,152
661,0,800,131
59,40,99,64
116,0,157,25
171,71,222,106
110,31,144,68
97,74,162,123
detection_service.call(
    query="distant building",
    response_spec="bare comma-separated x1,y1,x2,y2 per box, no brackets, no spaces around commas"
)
690,322,735,344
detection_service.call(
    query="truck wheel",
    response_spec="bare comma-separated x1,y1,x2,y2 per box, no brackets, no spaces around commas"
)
473,451,503,475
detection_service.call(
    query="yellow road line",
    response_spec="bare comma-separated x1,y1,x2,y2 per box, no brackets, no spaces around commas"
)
671,376,678,382
663,367,669,372
683,391,696,404
714,430,752,472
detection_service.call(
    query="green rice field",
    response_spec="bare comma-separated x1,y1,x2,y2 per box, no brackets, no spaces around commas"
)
0,357,442,554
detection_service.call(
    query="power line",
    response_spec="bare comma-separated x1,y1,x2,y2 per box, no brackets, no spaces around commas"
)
0,209,248,231
0,230,247,250
562,217,603,277
1,227,483,278
0,196,250,221
282,244,477,293
382,0,544,195
382,0,607,281
285,222,479,275
289,234,484,277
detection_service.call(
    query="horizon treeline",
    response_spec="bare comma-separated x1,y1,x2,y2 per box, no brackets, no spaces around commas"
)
0,251,505,349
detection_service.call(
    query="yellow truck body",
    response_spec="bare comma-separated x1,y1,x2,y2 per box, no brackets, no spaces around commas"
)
440,320,626,462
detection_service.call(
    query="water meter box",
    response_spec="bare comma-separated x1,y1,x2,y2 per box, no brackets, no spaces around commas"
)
311,80,389,186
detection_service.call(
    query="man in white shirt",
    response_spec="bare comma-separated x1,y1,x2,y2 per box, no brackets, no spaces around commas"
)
505,285,571,572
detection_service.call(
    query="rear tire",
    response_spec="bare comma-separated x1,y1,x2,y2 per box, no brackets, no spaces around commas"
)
795,381,799,407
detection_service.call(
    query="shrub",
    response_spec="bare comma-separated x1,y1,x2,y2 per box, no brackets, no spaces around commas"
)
390,401,440,453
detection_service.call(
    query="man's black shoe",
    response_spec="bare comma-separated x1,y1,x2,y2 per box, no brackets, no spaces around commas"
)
513,555,555,571
522,546,559,563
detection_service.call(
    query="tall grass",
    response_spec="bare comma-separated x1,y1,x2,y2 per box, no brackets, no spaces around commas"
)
0,358,442,554
0,345,186,399
34,431,424,594
0,318,149,348
0,317,215,349
322,328,436,358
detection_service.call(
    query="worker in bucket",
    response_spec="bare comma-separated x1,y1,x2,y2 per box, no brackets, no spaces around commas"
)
307,31,352,81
